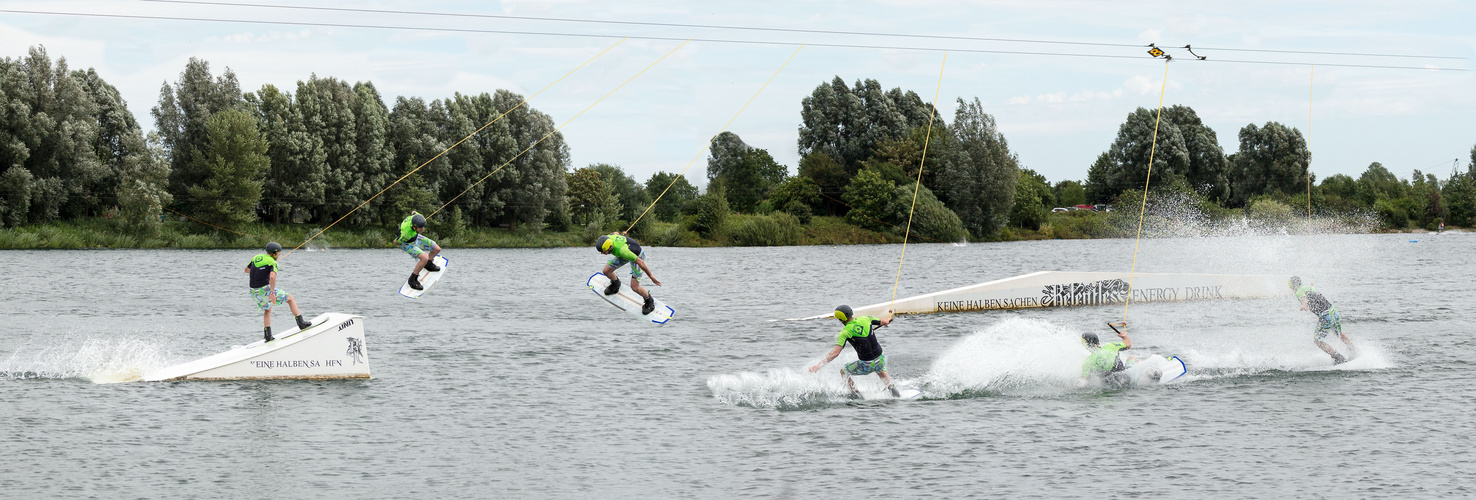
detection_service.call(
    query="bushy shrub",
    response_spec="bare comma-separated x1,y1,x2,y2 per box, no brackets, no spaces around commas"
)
730,213,802,246
685,193,729,238
783,200,813,225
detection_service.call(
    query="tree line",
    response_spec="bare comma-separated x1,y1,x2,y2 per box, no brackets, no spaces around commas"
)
2,45,1472,243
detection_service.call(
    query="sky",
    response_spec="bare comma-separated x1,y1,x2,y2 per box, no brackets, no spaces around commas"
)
1,0,1472,190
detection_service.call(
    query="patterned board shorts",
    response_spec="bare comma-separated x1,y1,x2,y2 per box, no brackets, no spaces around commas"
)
250,286,291,311
1314,308,1343,341
606,249,647,280
844,355,887,376
400,235,438,258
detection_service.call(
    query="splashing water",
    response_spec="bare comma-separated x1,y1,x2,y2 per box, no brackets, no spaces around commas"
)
923,317,1090,397
1105,190,1377,239
0,337,176,383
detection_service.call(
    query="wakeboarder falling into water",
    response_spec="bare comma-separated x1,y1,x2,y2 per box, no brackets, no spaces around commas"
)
245,242,312,342
810,305,900,399
1079,322,1133,387
1290,276,1355,364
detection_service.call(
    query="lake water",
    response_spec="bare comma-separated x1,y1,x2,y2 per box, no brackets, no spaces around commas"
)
2,231,1472,498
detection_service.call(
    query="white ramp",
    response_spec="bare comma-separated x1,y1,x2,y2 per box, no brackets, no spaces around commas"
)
145,312,370,381
799,271,1289,319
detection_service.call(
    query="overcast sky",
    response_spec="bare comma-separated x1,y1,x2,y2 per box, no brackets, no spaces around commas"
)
2,0,1472,189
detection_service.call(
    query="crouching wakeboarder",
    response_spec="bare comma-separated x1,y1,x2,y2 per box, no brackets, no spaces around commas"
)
1290,276,1356,364
245,242,312,342
1079,322,1133,387
594,232,662,315
397,212,441,291
809,305,900,399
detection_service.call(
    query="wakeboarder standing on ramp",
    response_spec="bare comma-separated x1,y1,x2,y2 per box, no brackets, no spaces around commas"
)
246,242,312,342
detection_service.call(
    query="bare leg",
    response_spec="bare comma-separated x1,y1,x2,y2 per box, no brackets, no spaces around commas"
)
287,296,302,317
841,370,858,393
877,370,896,388
428,245,441,262
602,265,618,282
412,252,430,275
630,277,649,299
262,309,271,328
1314,339,1342,357
1339,332,1356,355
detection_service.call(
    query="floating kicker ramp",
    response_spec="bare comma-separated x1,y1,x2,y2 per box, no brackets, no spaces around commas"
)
144,312,370,381
798,271,1290,320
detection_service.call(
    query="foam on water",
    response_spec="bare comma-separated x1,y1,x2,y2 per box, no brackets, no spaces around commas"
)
0,337,175,384
923,317,1092,396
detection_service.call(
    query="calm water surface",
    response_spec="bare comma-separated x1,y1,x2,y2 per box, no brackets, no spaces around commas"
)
1,233,1472,498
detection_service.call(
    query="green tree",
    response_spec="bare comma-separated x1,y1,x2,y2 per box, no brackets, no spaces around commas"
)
351,82,394,225
939,97,1017,238
295,76,361,224
186,108,268,227
644,171,697,222
1230,121,1309,206
842,168,898,231
1055,180,1087,207
797,76,938,172
1318,174,1361,213
0,168,32,227
1094,107,1190,203
590,163,648,225
114,132,173,236
767,176,821,214
1009,169,1051,230
1443,170,1476,226
1163,106,1230,202
387,96,450,221
566,166,619,226
798,152,848,215
248,84,327,224
1,47,109,222
152,57,242,211
1356,162,1406,207
706,131,787,213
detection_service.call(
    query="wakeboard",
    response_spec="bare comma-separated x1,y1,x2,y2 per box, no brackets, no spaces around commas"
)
399,255,449,299
586,272,674,325
861,387,923,400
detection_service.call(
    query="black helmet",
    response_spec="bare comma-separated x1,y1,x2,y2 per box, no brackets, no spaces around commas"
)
834,305,854,322
265,241,282,254
1082,332,1100,347
412,214,427,228
594,235,611,253
1288,276,1301,290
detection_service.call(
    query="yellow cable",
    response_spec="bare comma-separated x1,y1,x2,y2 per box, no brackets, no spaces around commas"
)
625,44,805,233
432,40,691,219
1121,61,1170,325
890,52,947,314
280,38,628,259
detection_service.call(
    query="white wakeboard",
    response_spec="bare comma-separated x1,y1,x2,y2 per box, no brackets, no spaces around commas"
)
862,387,923,400
586,272,674,325
1120,354,1187,386
399,255,449,299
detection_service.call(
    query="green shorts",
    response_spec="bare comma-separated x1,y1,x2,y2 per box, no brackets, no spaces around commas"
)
606,249,647,280
399,235,438,258
1315,308,1342,341
250,286,291,311
844,355,887,376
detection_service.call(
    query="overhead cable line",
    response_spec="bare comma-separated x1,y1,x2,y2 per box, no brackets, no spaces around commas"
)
279,37,629,259
626,44,805,232
145,0,1465,61
143,0,1144,49
3,9,1465,71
